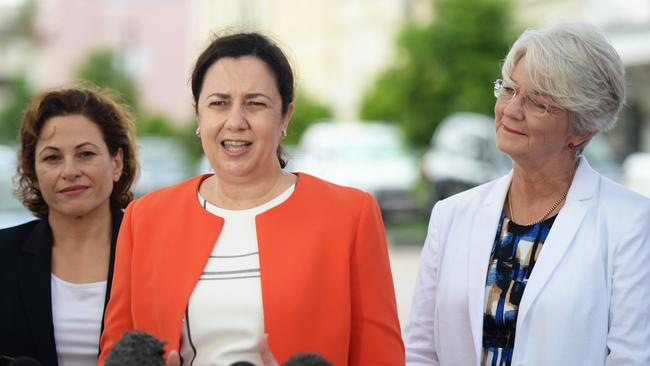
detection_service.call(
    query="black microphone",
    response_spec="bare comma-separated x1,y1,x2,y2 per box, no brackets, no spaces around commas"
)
230,362,255,366
7,357,43,366
283,353,333,366
104,331,166,366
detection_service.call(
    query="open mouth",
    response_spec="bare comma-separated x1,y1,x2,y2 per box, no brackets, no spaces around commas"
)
221,140,252,154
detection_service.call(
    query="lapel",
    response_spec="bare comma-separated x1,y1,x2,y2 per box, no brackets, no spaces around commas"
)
467,172,512,361
99,208,123,337
516,157,598,327
18,220,59,366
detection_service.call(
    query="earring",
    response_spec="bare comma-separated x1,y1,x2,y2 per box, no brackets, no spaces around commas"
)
568,142,575,150
195,127,200,137
281,129,287,138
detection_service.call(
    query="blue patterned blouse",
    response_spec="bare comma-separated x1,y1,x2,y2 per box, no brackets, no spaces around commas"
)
481,211,556,366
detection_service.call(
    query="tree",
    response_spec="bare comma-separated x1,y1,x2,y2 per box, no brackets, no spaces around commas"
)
0,75,33,143
75,50,139,111
285,91,332,145
361,0,517,148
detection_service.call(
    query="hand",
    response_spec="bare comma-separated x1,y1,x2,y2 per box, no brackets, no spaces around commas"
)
165,350,180,366
259,334,280,366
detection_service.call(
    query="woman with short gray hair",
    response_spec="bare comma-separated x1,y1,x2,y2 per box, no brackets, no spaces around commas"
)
405,22,650,365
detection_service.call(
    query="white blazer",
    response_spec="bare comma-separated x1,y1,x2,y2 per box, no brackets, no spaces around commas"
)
405,157,650,366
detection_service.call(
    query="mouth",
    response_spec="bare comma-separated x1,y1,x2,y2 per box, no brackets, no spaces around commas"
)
221,139,252,154
59,185,88,195
502,125,526,136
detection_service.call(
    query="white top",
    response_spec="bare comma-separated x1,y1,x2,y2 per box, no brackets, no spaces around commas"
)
51,274,106,366
180,184,295,366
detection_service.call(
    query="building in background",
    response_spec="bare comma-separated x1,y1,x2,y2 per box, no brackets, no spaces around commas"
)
27,0,428,124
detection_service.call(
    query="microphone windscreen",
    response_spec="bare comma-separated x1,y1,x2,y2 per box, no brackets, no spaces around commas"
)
8,357,43,366
283,353,333,366
104,331,166,366
230,362,256,366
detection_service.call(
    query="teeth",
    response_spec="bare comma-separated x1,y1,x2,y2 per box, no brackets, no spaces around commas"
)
222,140,250,151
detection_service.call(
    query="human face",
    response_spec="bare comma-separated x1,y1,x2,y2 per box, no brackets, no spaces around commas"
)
494,60,573,166
34,114,123,220
196,56,293,181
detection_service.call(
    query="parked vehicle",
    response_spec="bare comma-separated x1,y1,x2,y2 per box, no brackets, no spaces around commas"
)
133,137,193,197
290,121,421,219
422,112,621,202
0,144,34,229
422,113,511,201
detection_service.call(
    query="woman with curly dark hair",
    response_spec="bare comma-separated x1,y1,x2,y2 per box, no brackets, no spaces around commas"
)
0,85,138,366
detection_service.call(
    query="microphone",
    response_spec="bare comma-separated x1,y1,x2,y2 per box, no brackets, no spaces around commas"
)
7,357,43,366
283,353,333,366
104,331,166,366
230,362,255,366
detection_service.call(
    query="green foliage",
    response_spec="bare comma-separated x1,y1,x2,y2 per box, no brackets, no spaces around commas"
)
0,75,33,143
137,113,177,137
75,50,139,111
286,91,333,145
178,119,204,163
361,0,517,148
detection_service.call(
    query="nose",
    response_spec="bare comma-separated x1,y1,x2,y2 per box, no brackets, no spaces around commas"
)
224,103,249,131
61,157,81,180
502,93,525,120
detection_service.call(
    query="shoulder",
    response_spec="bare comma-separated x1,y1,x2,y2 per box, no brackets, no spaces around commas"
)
433,176,503,215
127,175,205,213
294,172,373,209
0,219,41,243
596,176,650,218
0,219,42,258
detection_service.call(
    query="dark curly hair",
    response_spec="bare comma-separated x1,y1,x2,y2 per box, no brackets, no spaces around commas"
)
15,85,138,219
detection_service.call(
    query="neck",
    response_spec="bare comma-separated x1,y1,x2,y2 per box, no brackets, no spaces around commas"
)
510,156,577,201
203,168,295,210
48,203,113,250
507,156,578,225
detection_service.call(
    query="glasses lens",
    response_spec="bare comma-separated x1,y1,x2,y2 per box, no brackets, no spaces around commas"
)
494,79,503,98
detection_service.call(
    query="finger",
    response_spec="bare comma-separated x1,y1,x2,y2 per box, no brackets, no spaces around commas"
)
166,350,181,366
258,334,280,366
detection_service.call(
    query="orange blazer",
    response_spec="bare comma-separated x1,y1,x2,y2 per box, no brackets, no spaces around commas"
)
99,173,404,365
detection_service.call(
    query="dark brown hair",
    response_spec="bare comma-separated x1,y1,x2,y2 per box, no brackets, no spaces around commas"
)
191,32,294,167
15,86,138,218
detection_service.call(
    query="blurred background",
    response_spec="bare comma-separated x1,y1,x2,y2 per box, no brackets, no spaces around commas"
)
1,0,650,326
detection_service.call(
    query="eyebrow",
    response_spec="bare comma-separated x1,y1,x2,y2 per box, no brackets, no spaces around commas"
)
38,142,101,155
206,92,272,101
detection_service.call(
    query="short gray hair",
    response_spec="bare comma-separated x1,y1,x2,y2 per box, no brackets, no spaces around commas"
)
501,22,625,137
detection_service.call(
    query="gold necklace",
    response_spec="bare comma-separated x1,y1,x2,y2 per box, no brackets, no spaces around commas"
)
507,188,568,226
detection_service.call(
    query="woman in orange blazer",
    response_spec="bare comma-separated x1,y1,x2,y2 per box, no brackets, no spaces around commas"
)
99,32,404,366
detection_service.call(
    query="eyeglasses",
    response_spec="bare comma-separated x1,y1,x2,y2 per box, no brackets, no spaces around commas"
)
493,79,560,116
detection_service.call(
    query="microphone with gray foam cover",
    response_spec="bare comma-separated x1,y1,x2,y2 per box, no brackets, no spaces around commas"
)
104,331,166,366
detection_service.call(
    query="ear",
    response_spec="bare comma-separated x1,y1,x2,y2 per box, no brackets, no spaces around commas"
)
568,131,594,148
282,103,295,131
112,148,124,182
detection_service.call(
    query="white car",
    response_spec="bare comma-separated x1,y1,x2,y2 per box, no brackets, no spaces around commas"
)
290,121,420,218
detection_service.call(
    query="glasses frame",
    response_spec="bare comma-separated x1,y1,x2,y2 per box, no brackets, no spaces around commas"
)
493,79,561,116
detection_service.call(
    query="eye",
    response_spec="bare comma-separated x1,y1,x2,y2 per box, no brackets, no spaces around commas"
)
43,155,61,162
208,100,227,107
248,100,267,107
502,86,516,96
526,95,549,113
79,151,96,159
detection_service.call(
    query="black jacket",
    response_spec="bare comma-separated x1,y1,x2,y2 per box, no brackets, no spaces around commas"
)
0,209,122,365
